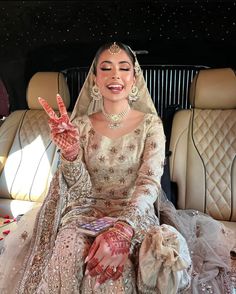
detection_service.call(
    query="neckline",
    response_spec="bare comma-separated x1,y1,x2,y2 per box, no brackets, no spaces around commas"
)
86,113,149,140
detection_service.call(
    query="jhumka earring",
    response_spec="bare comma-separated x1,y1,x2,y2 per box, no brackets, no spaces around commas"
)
91,85,102,101
128,85,139,102
108,42,121,55
134,60,141,76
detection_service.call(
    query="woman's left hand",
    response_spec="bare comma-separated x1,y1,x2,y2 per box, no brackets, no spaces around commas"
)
85,221,133,288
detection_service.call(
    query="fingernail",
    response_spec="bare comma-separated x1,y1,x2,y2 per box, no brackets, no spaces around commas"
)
84,256,88,263
85,269,89,275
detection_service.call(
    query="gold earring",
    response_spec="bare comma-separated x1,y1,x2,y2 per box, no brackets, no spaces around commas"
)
134,61,141,76
128,85,139,102
91,85,102,101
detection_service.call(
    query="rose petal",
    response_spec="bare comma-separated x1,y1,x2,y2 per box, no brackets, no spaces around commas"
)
3,219,11,224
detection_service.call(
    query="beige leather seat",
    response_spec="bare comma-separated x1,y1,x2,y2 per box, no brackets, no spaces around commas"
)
0,72,70,232
169,68,236,233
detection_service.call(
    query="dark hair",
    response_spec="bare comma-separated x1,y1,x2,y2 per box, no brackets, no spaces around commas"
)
93,42,136,75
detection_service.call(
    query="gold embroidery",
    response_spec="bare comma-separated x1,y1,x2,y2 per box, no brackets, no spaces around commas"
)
88,128,95,135
118,155,126,161
91,143,98,150
110,147,118,154
122,191,128,197
150,141,157,149
92,167,98,173
119,177,125,184
80,134,86,141
105,200,112,207
127,168,133,174
147,169,154,176
98,155,105,162
128,144,135,151
20,231,28,240
109,190,115,196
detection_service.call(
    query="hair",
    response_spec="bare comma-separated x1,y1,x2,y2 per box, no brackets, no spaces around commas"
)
93,42,136,75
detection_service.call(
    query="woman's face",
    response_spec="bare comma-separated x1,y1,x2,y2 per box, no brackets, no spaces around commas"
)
94,49,135,102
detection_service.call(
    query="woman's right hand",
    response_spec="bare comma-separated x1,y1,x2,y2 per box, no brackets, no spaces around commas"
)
38,94,80,161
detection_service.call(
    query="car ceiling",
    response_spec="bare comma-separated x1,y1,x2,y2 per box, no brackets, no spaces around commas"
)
0,0,235,111
0,0,235,67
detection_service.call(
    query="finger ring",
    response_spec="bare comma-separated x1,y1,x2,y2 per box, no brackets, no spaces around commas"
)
89,257,99,268
96,264,104,274
89,263,104,277
105,267,114,277
105,266,117,277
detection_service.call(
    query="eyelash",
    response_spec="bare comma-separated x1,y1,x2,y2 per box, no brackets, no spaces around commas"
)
100,68,130,71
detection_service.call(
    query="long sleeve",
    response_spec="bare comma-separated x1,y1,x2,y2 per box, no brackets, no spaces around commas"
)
118,115,166,243
58,148,93,213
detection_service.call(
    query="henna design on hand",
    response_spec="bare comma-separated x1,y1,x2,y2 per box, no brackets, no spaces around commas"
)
103,230,130,256
38,94,79,160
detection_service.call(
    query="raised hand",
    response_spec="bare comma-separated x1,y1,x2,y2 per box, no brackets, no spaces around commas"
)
85,221,133,289
38,94,80,161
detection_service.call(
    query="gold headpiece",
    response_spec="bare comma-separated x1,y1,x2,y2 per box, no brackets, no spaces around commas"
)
108,42,121,55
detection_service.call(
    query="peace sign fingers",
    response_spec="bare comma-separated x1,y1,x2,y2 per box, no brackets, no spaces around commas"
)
56,94,69,120
38,94,70,122
38,97,58,120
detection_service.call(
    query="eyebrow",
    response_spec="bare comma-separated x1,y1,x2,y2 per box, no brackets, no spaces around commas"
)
100,60,131,66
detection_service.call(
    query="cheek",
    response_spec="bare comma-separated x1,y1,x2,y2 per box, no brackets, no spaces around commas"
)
125,74,135,87
126,71,135,82
96,74,108,87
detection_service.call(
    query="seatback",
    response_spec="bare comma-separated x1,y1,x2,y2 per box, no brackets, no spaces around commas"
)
0,72,70,217
169,68,236,224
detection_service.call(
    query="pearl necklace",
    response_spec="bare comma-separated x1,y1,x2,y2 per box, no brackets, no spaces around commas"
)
102,104,131,129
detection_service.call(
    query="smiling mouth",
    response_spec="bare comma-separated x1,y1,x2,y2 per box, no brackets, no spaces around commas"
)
107,84,124,92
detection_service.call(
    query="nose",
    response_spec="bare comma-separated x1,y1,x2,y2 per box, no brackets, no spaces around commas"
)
111,67,120,80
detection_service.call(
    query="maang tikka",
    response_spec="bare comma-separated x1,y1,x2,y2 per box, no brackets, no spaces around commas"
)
108,42,121,55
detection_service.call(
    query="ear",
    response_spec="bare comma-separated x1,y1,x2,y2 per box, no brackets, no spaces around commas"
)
93,74,97,85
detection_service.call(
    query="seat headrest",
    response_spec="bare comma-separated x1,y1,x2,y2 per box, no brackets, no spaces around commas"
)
27,72,70,110
190,68,236,109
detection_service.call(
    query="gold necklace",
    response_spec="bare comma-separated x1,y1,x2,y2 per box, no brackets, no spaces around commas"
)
102,104,131,129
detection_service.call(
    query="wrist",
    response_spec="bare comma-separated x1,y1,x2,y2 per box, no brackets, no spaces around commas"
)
114,221,133,240
61,142,80,161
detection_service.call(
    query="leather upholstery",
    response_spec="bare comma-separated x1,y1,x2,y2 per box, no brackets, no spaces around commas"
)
169,68,236,232
0,72,70,218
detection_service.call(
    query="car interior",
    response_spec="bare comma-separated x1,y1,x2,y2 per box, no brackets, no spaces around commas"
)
0,0,235,289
